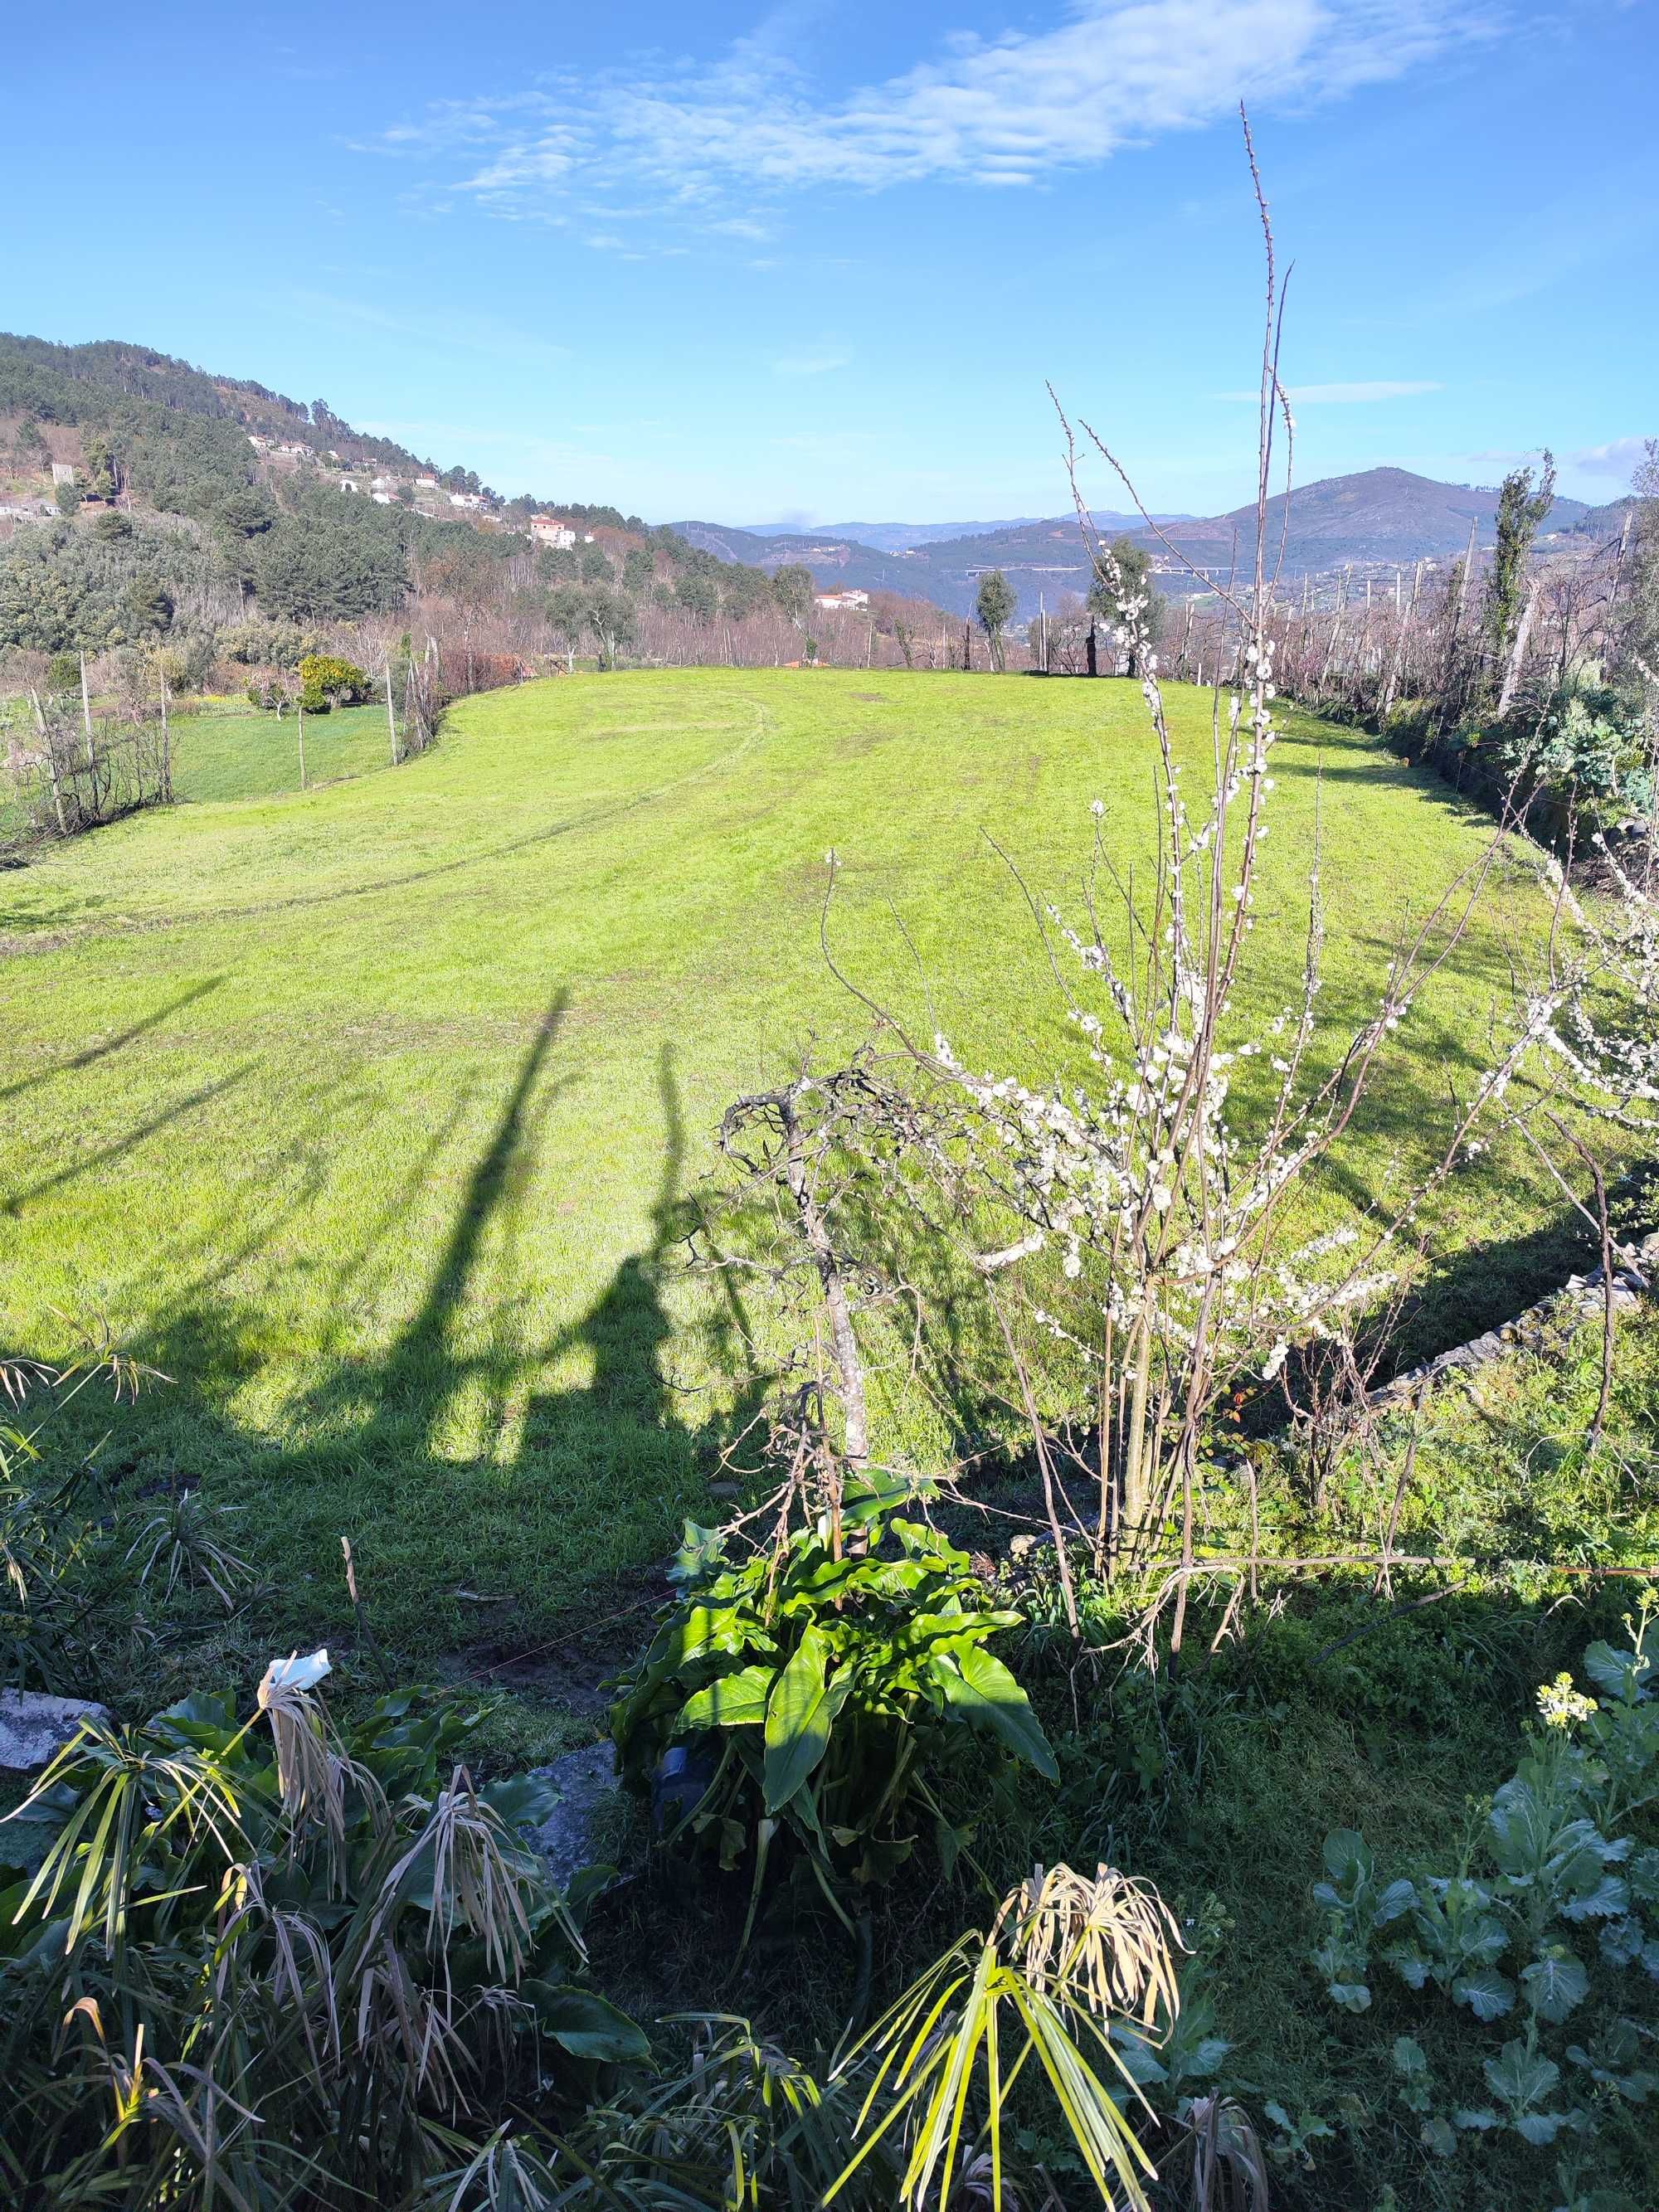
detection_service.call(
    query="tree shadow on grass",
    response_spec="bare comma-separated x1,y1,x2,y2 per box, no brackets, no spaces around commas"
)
45,992,766,1664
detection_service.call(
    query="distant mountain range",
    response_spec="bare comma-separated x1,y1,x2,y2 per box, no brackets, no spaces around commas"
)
679,468,1610,626
737,511,1186,554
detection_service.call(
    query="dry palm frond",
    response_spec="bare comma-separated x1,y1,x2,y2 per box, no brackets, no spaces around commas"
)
997,1863,1185,2034
215,1859,343,2082
1185,2095,1271,2212
379,1766,538,1986
257,1671,347,1861
0,1354,46,1407
355,1937,470,2107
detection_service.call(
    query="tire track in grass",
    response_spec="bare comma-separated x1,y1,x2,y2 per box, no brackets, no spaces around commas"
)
0,698,776,959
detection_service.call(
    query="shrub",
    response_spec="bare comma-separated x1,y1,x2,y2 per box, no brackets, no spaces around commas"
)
611,1477,1058,1917
298,649,370,713
218,615,319,666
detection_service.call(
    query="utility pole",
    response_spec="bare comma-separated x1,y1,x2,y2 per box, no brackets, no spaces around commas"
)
79,650,92,741
297,699,306,791
385,655,398,766
158,660,172,803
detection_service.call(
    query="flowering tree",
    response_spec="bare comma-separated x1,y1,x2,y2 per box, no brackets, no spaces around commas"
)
805,120,1537,1641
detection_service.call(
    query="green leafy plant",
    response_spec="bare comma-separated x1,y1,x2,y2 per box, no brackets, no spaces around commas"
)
298,649,370,712
611,1478,1058,1921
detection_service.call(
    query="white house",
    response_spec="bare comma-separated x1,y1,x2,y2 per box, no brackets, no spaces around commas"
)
339,478,362,494
51,462,76,487
372,491,395,504
449,491,483,510
813,588,868,611
530,515,577,549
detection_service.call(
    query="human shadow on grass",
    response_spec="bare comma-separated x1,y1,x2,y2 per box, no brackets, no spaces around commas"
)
95,995,768,1660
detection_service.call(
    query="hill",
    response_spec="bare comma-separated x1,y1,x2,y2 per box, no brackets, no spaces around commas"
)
1156,464,1593,577
0,668,1586,1649
0,329,797,667
681,468,1607,625
737,510,1179,553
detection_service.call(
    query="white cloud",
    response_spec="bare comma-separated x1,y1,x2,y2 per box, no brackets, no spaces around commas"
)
360,2,1493,218
1215,378,1443,402
1569,435,1653,480
771,345,851,376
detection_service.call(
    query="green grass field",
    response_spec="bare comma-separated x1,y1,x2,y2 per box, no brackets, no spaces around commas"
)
168,698,397,804
0,669,1593,1655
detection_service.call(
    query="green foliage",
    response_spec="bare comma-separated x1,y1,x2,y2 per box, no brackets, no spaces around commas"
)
53,476,81,516
91,505,132,543
975,567,1016,668
772,561,815,623
1308,1607,1659,2188
299,650,371,712
82,432,116,500
581,584,635,668
1088,536,1166,671
612,1479,1057,1908
1498,674,1655,826
1482,451,1556,669
0,515,208,650
124,571,173,636
217,614,319,666
674,568,718,624
254,497,408,621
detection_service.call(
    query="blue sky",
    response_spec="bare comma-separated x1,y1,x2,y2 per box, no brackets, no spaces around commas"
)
8,2,1655,523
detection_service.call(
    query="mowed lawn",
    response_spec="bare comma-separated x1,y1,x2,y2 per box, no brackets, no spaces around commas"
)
0,670,1579,1651
168,699,396,804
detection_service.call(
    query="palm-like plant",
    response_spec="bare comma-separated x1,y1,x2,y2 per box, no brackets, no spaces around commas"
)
828,1864,1183,2210
0,1666,639,2209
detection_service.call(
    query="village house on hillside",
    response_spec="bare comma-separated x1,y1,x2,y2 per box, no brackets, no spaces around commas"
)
814,587,868,611
529,514,576,549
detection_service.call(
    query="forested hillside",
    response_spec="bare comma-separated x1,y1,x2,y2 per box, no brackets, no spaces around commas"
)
0,331,939,680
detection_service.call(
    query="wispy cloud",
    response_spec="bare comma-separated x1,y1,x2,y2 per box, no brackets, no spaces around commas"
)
1216,378,1443,403
356,2,1493,221
277,290,572,370
771,345,851,376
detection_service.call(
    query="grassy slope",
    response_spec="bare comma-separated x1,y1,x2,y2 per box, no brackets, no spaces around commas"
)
0,669,1588,1652
168,699,395,803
